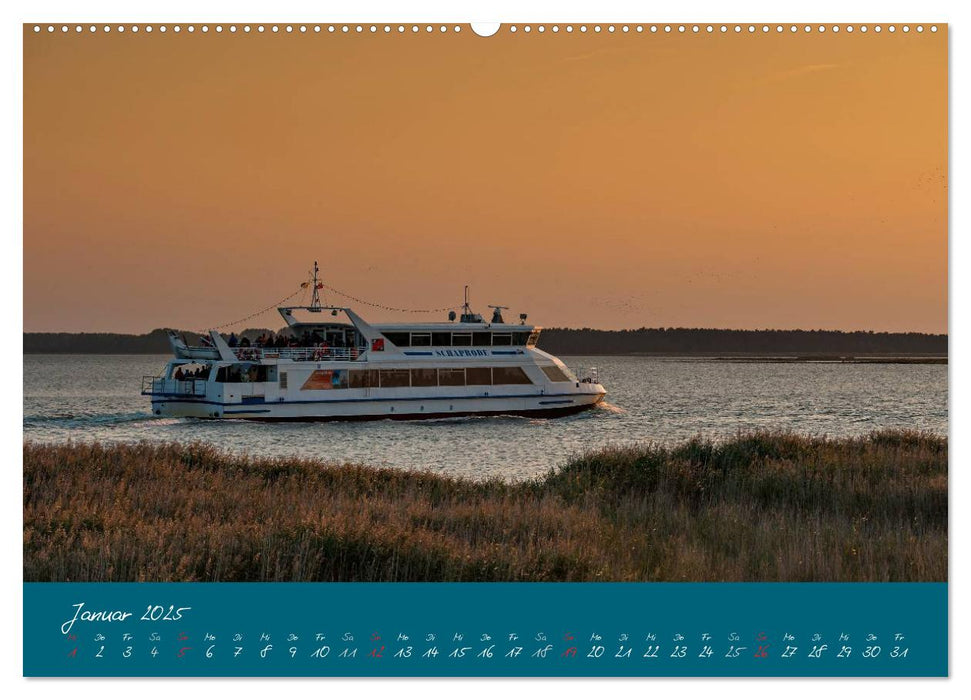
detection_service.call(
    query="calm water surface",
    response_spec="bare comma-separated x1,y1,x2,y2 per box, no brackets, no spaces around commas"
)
23,355,947,480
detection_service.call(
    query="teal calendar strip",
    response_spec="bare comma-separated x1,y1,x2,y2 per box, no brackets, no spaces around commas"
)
23,582,947,677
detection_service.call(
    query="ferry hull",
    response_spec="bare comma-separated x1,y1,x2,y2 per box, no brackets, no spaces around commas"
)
151,391,606,422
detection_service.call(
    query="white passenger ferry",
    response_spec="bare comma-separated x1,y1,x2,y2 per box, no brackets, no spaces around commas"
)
142,265,606,421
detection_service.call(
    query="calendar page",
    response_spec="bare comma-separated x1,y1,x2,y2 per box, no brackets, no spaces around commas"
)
21,15,948,679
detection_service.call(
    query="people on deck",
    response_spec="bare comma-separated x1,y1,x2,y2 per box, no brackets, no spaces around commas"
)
175,365,210,380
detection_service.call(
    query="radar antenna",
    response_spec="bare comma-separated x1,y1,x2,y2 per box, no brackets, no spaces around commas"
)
488,305,509,324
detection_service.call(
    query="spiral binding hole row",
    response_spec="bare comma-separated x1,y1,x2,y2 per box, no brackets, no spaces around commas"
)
31,24,939,35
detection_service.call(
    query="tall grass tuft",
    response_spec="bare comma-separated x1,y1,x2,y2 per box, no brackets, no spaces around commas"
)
23,430,946,582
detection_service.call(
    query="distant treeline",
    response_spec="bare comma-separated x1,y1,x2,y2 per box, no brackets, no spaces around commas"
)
23,327,947,356
24,329,182,354
539,328,947,356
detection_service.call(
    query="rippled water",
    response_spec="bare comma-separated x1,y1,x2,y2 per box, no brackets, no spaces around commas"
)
23,355,947,480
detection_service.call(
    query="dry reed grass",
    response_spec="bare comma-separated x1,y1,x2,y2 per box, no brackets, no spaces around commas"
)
23,430,947,582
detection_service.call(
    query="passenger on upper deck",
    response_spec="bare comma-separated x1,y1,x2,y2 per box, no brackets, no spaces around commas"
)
228,332,238,348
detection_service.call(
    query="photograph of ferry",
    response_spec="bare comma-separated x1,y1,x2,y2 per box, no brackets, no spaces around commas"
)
23,24,946,584
146,264,605,421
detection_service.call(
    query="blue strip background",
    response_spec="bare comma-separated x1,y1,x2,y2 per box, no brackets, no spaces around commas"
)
24,582,947,677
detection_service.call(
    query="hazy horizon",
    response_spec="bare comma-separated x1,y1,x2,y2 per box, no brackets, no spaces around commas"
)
22,323,948,336
24,26,947,334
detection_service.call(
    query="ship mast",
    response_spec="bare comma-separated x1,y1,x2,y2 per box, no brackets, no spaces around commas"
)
310,260,322,311
460,285,484,323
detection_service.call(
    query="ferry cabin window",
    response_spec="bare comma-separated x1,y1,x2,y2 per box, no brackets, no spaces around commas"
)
541,365,571,382
173,362,211,380
411,368,437,387
349,369,371,388
215,364,268,383
466,367,492,386
342,367,532,388
438,368,466,386
365,332,535,347
492,366,532,384
349,369,381,388
279,371,288,389
383,332,410,347
379,369,411,388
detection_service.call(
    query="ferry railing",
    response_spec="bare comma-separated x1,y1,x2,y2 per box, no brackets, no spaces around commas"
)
573,366,601,385
231,346,364,362
141,376,208,397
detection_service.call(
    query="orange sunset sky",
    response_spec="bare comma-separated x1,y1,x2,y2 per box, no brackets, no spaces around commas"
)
24,25,947,334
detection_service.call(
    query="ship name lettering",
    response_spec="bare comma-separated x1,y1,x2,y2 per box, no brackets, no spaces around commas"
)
434,349,488,357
